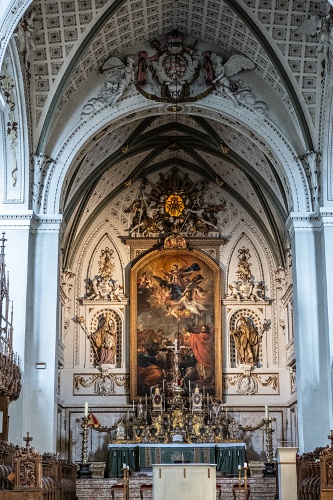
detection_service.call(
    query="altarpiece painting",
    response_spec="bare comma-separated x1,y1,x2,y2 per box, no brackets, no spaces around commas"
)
130,247,221,400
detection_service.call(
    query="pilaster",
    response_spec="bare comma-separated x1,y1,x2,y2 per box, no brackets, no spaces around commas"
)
24,214,62,453
287,213,331,453
0,212,62,452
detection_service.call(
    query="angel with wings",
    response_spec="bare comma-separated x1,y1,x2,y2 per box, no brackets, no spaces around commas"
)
16,10,38,67
99,54,136,106
296,9,333,60
210,53,255,104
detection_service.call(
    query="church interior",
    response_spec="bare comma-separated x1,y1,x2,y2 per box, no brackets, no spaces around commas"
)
1,0,333,498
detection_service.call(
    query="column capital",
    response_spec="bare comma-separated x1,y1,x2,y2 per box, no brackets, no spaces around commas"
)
30,214,63,232
287,210,333,235
286,212,321,235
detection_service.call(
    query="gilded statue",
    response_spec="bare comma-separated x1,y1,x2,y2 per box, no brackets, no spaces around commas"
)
230,315,260,366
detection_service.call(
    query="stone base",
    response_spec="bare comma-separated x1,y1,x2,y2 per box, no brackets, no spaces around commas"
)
78,463,93,477
90,462,106,478
77,474,276,499
249,461,265,476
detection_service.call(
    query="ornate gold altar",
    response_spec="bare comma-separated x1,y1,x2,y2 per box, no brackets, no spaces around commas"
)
97,342,242,445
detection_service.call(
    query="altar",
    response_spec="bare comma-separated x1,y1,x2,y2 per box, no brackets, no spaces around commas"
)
153,463,216,500
107,443,246,477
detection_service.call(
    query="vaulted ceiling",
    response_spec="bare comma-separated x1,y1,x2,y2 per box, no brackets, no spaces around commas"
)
7,0,328,267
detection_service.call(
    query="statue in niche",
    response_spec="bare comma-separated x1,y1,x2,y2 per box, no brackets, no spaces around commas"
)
230,315,260,366
90,313,117,365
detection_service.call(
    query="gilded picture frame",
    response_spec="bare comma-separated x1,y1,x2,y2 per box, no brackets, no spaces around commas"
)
130,247,222,400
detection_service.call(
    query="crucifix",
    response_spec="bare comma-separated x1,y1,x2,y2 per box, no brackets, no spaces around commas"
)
166,335,187,387
23,431,33,451
328,430,333,448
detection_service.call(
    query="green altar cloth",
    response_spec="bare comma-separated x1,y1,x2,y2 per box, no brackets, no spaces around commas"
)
108,445,139,477
108,443,246,477
215,445,246,476
139,444,216,468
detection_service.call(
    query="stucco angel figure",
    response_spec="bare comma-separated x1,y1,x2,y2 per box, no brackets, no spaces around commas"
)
99,54,136,106
210,53,255,104
296,9,333,61
16,10,38,67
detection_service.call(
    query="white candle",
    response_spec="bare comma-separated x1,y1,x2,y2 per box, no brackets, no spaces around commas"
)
238,465,241,470
244,462,247,468
123,463,126,469
265,405,269,419
84,402,88,417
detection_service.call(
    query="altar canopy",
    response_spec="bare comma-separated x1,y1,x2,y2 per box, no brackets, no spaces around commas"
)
107,443,246,477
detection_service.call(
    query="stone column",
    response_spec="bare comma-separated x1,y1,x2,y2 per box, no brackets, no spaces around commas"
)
276,447,298,500
287,214,331,453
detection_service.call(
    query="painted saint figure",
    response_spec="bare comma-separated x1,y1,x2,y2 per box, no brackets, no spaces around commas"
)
90,313,117,365
183,324,214,382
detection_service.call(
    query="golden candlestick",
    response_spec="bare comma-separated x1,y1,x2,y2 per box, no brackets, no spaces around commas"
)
123,466,130,500
78,415,92,477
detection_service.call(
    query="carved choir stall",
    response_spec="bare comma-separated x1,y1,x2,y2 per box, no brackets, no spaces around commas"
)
0,234,21,442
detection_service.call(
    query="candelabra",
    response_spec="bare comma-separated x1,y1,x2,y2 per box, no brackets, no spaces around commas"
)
78,415,92,477
263,416,276,476
234,464,250,499
122,466,130,500
239,414,276,477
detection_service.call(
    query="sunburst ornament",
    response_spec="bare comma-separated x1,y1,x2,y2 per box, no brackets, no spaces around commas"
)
165,194,185,217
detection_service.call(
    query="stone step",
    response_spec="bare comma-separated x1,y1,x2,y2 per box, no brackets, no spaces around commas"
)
77,475,276,499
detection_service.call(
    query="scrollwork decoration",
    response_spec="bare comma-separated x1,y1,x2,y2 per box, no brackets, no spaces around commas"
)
74,373,129,396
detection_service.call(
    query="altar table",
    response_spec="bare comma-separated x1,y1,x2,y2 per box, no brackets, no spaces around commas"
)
153,463,216,500
107,443,246,477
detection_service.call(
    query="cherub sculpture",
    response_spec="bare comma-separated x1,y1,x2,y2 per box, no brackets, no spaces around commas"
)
296,9,333,62
210,53,255,104
16,10,38,67
99,54,136,106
